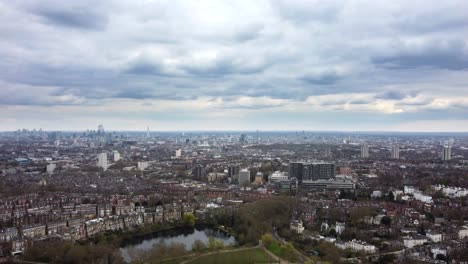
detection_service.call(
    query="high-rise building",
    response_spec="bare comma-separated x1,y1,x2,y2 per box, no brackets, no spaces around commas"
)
98,124,105,134
97,153,107,171
194,164,205,180
175,149,182,158
113,151,121,162
442,145,452,161
324,148,332,158
238,169,251,186
302,162,335,181
361,144,369,159
239,134,247,143
146,126,151,138
288,162,304,183
46,163,56,174
391,145,400,159
289,161,335,183
227,164,240,178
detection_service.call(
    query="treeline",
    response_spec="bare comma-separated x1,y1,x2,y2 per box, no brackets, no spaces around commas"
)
233,196,295,244
22,240,124,264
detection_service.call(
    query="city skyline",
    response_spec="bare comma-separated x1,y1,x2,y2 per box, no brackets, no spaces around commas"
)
2,1,468,131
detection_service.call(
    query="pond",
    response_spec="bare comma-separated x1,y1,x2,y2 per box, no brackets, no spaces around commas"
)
120,226,237,262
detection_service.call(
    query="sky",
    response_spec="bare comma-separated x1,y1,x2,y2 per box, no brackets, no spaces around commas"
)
1,0,468,132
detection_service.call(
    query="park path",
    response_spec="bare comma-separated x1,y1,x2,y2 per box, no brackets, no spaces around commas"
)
261,245,290,264
178,245,261,264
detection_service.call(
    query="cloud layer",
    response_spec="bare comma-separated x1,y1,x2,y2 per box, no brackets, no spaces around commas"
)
1,0,468,131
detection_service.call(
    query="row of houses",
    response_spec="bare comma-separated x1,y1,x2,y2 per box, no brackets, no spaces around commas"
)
0,202,199,256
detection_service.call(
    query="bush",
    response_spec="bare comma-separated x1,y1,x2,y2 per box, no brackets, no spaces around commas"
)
192,239,207,252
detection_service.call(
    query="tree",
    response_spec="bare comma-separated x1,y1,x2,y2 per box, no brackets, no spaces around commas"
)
381,216,392,226
208,237,217,250
349,207,375,226
317,242,342,264
387,191,394,201
435,254,446,261
192,239,206,252
234,196,294,244
215,240,225,250
280,242,297,262
261,233,274,247
208,237,224,250
183,213,196,226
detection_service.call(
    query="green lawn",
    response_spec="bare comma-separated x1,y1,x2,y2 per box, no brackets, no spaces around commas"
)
186,248,277,264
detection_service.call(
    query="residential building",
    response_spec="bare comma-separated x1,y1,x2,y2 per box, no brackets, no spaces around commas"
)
238,169,251,186
391,144,400,159
97,153,107,171
361,144,369,158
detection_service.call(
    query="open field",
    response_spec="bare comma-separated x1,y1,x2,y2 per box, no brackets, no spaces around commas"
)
185,248,277,264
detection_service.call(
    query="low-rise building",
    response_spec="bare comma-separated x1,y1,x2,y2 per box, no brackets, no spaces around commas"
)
290,219,304,234
403,235,428,248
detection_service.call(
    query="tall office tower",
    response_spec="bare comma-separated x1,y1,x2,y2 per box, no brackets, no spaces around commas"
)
442,145,452,161
324,148,331,158
361,144,369,158
194,164,205,180
113,150,121,162
239,134,247,143
175,149,182,158
227,164,240,178
98,124,105,134
97,153,108,171
391,145,400,159
146,126,151,138
302,162,335,181
288,161,304,183
238,169,251,186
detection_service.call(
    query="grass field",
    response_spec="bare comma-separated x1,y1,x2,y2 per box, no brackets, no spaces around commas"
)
186,248,277,264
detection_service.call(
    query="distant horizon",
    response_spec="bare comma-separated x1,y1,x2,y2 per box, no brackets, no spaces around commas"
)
3,128,468,134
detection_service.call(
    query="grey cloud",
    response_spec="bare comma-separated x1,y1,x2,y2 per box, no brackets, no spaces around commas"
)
124,61,169,76
30,4,108,30
300,71,343,85
271,0,340,23
232,24,264,43
348,99,372,105
394,11,468,34
182,58,268,77
372,39,468,70
376,91,410,100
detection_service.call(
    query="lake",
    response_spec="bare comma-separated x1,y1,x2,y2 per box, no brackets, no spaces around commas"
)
120,226,237,262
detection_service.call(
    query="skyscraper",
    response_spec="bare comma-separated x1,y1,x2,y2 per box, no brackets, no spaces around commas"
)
146,126,151,138
113,151,121,162
324,148,332,158
98,153,107,171
194,164,205,181
442,145,452,161
238,169,251,186
98,124,105,134
391,145,400,159
361,144,369,158
227,164,240,178
175,149,182,158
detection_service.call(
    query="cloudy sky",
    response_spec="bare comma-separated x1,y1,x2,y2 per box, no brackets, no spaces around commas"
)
1,0,468,131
